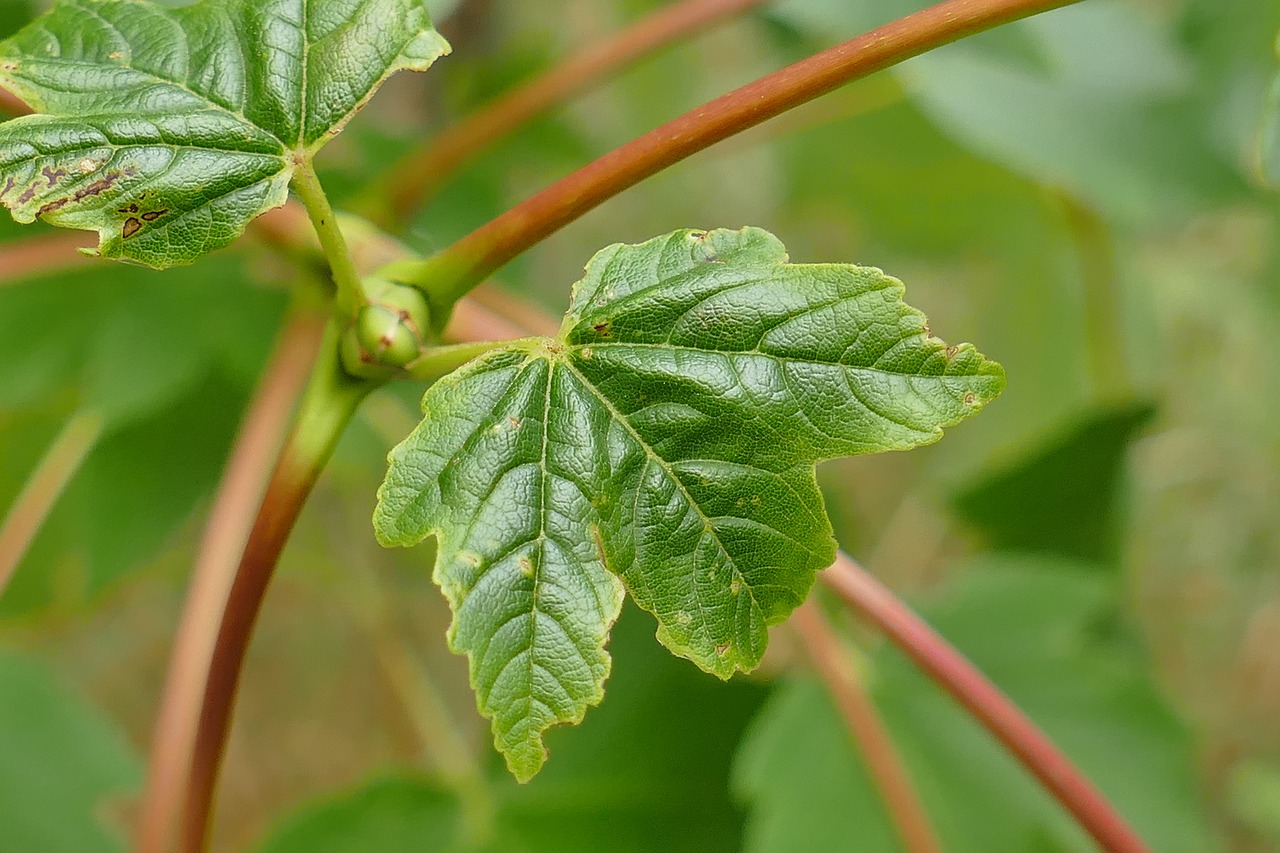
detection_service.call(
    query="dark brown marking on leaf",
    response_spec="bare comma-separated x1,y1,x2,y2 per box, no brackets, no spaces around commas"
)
1,176,15,200
37,197,69,217
140,209,167,222
16,183,38,205
75,172,126,201
592,321,611,337
715,642,731,657
42,165,67,186
117,203,139,214
963,392,977,406
122,217,143,239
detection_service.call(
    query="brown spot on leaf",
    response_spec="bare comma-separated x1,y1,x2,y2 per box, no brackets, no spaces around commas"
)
37,197,69,217
715,642,731,657
592,321,611,337
508,416,522,428
122,217,142,238
141,209,167,222
42,165,67,186
16,183,38,205
963,392,977,406
117,203,139,214
945,345,958,358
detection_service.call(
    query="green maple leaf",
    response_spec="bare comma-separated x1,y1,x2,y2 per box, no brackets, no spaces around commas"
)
0,0,448,266
375,227,1005,781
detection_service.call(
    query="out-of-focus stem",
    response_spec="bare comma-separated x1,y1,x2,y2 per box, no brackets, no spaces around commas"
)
0,234,96,286
792,600,942,853
0,410,103,601
822,552,1152,853
371,0,769,226
136,306,327,853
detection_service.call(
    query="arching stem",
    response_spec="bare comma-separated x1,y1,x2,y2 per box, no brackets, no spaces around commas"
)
382,0,1086,318
368,0,769,226
822,553,1151,853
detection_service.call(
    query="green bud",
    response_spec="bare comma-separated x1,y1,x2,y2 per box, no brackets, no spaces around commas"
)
340,278,431,380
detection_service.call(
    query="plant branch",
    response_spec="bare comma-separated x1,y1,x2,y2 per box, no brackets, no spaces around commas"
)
0,233,97,286
0,409,103,602
178,320,370,851
822,552,1152,853
136,305,327,853
792,599,942,853
0,86,29,116
383,0,1084,317
291,161,367,320
370,0,768,227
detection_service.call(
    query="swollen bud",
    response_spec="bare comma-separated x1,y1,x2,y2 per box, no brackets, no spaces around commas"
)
340,278,431,380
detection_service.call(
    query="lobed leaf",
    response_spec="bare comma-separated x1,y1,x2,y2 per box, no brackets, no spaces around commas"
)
376,227,1004,779
0,0,448,266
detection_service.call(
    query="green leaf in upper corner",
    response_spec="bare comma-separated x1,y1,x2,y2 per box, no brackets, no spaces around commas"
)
0,651,141,852
375,227,1004,780
0,0,448,267
951,401,1156,564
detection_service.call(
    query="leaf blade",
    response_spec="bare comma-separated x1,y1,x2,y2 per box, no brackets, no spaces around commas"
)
0,0,448,266
378,227,1004,779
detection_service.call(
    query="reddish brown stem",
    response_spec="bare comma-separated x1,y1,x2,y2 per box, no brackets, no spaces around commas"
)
792,600,942,853
376,0,768,226
822,553,1152,853
0,233,97,285
390,0,1084,313
136,307,326,853
179,323,369,851
0,87,30,116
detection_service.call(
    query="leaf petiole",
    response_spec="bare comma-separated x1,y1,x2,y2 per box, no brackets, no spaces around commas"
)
405,338,540,383
291,160,369,321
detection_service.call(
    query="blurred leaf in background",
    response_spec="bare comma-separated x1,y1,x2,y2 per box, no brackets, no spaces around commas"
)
0,651,140,852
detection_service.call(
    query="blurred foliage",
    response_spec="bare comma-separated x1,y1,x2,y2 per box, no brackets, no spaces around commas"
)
2,0,1279,850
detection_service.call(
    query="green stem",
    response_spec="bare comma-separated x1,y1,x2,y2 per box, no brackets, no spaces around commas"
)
381,0,1085,321
292,160,367,320
179,319,372,851
406,338,536,382
0,409,103,602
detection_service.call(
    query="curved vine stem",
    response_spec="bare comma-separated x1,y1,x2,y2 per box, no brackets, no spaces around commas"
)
383,0,1085,317
822,552,1152,853
136,304,327,853
178,320,370,850
792,600,942,853
367,0,768,227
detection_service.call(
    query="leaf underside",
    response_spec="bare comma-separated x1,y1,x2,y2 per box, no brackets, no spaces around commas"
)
0,0,448,266
376,227,1006,780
